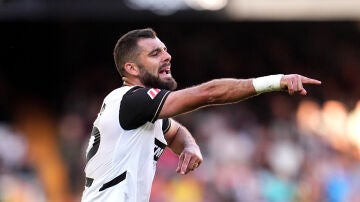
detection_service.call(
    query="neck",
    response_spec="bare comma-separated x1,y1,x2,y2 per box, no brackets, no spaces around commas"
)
122,77,144,87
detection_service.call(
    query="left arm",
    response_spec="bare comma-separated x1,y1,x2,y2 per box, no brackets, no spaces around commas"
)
165,118,203,174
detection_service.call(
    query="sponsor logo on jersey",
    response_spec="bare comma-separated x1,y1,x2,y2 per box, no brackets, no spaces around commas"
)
154,138,166,161
147,88,161,99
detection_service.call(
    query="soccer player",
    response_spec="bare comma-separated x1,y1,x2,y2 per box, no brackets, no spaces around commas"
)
81,28,321,202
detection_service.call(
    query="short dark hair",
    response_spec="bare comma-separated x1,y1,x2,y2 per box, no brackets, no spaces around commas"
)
113,28,157,77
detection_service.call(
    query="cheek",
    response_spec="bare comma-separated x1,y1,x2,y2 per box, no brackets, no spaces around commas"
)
140,58,160,75
149,64,160,75
147,66,157,76
147,67,159,77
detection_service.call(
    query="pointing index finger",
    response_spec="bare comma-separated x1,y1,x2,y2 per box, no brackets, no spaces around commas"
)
301,76,322,85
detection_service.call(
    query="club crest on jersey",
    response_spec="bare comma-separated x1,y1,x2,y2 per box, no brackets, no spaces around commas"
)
147,88,161,99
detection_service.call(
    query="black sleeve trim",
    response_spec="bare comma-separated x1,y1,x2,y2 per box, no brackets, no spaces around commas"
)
119,87,170,130
162,118,171,134
150,91,170,123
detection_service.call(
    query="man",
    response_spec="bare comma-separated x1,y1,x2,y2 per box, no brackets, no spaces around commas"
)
81,28,321,202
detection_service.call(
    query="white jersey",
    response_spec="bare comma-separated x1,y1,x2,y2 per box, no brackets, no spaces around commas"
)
81,85,171,202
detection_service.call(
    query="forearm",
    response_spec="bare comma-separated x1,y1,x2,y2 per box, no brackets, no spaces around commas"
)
167,124,198,155
197,78,257,105
160,78,261,118
165,120,203,174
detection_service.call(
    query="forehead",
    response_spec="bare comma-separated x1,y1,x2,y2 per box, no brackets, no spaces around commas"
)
137,37,165,52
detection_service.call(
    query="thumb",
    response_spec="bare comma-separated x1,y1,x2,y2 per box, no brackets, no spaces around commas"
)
299,89,307,95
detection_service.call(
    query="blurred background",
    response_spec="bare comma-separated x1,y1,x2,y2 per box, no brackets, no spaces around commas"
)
1,0,360,202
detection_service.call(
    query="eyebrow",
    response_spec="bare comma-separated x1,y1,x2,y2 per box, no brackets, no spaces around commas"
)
148,46,167,56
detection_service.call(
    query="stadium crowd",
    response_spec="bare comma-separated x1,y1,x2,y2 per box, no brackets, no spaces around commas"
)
1,22,360,202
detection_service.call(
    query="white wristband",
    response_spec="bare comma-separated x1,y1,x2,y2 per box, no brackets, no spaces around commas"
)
252,74,284,93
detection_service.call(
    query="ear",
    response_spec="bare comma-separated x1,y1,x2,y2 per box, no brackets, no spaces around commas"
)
124,62,140,76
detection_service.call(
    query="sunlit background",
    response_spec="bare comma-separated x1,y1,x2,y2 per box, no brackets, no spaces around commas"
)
1,0,360,202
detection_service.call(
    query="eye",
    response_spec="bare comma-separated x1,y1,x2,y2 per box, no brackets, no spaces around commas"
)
150,50,160,57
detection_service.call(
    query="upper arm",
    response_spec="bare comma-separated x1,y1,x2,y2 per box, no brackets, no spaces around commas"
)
159,85,209,119
164,118,180,146
119,87,171,130
164,118,185,155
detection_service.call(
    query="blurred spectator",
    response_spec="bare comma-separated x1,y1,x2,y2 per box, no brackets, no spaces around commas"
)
0,123,46,202
2,22,360,202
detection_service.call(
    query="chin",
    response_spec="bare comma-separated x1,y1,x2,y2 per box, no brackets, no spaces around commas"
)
160,78,177,91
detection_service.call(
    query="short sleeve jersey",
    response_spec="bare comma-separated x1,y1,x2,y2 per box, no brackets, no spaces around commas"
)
81,85,171,202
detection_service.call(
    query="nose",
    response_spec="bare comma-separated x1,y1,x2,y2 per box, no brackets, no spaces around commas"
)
163,51,171,62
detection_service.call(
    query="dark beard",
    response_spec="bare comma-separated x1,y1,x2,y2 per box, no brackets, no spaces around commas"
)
139,66,178,91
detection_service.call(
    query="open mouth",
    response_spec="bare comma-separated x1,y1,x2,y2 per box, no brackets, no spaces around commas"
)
159,69,170,75
159,64,171,77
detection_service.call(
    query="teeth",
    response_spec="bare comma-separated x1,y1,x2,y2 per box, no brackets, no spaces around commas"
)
160,69,170,74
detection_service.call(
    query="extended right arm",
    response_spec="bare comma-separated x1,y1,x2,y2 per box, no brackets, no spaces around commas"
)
158,74,321,119
159,78,255,118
